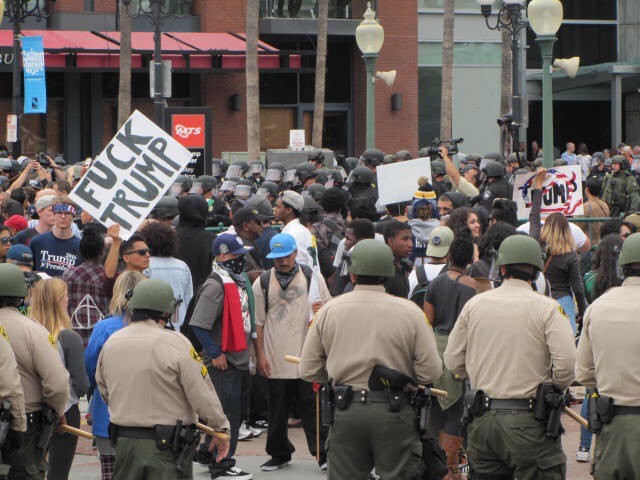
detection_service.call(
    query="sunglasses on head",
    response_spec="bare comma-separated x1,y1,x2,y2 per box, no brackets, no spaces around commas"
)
125,248,150,256
0,237,13,245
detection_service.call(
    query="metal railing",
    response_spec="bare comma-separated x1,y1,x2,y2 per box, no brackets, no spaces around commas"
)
260,0,376,20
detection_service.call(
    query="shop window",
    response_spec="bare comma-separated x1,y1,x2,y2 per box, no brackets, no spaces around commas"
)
418,67,442,149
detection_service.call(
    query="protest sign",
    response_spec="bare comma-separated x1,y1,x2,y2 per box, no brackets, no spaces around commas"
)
513,165,584,218
69,110,192,240
376,157,432,206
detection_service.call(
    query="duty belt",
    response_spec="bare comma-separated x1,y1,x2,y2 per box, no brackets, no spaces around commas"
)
116,426,158,440
614,406,640,416
484,397,535,412
355,390,408,404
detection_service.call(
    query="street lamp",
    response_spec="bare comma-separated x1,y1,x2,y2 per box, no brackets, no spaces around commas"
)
356,2,384,150
1,0,55,157
122,0,192,127
528,0,563,168
475,0,527,160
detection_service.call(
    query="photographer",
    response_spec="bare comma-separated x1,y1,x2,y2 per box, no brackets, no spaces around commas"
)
439,146,479,199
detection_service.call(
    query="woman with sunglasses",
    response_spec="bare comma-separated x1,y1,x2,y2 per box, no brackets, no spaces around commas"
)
0,226,13,262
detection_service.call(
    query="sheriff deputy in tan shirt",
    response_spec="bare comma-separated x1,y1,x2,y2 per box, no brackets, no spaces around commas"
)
96,278,229,479
444,235,575,479
0,264,69,479
0,322,26,433
300,239,441,480
576,232,640,478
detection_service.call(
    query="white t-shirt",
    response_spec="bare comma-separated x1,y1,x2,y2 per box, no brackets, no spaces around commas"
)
516,221,587,249
282,218,314,267
407,263,447,298
332,233,385,269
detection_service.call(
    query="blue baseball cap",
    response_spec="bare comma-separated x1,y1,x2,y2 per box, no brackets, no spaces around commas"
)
212,234,252,256
266,233,297,259
6,244,33,268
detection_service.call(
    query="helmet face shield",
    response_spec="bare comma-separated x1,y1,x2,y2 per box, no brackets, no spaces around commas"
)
285,169,298,185
212,163,222,177
221,180,237,194
251,163,264,174
234,184,252,199
257,187,270,197
265,169,283,182
226,165,242,178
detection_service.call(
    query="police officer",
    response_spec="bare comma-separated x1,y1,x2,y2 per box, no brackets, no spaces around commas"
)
300,240,442,480
602,154,640,217
264,162,285,190
96,278,230,480
150,196,179,225
307,149,325,168
575,232,640,478
0,264,69,479
359,148,384,173
295,163,318,191
395,150,412,162
444,235,576,479
256,181,280,206
248,161,265,191
475,159,512,211
347,166,378,205
430,160,451,198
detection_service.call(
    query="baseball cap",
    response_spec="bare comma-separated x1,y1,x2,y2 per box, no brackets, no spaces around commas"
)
426,226,454,258
212,233,252,256
280,190,304,213
4,215,28,233
35,195,55,212
6,244,33,268
246,195,275,220
266,233,297,259
232,207,271,227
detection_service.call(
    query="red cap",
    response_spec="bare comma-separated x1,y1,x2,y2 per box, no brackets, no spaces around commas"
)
4,215,28,233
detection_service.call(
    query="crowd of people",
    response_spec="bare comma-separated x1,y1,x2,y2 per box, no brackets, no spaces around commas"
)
0,139,639,480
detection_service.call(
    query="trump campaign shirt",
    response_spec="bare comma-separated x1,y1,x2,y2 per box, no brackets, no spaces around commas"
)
30,232,81,277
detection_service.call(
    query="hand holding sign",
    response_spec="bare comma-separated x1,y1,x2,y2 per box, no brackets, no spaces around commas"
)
69,111,192,240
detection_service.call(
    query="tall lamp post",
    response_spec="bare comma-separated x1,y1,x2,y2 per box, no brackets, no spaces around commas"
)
122,0,192,127
527,0,563,168
476,0,527,159
356,3,384,150
1,0,54,157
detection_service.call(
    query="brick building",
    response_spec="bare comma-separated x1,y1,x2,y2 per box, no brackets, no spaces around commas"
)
0,0,418,162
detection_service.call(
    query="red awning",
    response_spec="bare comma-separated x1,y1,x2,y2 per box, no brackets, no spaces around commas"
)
0,30,301,70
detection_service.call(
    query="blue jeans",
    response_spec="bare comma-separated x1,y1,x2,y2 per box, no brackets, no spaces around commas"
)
556,295,576,333
579,398,593,449
207,365,250,476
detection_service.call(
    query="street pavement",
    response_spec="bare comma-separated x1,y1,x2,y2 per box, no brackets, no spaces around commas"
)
68,402,593,479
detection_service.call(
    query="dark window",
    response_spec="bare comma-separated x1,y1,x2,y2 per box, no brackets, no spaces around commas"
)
418,67,442,148
527,24,617,68
561,0,616,20
260,73,298,104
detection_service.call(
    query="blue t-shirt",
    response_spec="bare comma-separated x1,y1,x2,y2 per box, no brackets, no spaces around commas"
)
30,231,81,277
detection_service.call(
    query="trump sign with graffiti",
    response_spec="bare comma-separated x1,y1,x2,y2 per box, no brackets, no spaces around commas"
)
513,165,584,218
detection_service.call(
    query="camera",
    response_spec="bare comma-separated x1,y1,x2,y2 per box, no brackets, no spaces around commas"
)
37,152,49,167
427,137,464,159
497,113,521,132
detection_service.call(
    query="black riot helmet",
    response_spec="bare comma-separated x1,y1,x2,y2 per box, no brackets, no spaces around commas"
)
295,162,318,182
347,166,375,186
211,159,228,178
257,181,280,200
265,162,285,182
482,160,506,178
360,148,385,168
226,160,250,178
250,160,264,175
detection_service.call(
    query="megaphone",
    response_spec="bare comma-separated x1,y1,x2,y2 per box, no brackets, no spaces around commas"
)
375,70,396,87
553,57,580,79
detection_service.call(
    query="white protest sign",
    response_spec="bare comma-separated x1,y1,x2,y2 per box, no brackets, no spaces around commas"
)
376,157,432,206
513,165,584,219
289,129,306,151
69,110,192,240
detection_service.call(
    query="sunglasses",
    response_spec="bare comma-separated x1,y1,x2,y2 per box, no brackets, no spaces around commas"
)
0,237,13,245
125,248,150,256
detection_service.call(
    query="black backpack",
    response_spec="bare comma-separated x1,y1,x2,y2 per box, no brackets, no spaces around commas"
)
409,264,447,308
180,272,223,351
259,264,313,315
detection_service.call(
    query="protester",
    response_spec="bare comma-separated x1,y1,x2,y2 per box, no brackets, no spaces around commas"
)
0,225,13,263
382,220,414,298
276,190,315,268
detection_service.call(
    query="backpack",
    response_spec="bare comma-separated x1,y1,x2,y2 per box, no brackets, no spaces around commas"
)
409,264,447,308
180,272,223,351
260,264,313,315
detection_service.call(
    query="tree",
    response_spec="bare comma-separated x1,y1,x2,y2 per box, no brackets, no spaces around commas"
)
246,0,261,160
440,0,454,140
500,10,513,155
117,0,132,129
312,0,329,148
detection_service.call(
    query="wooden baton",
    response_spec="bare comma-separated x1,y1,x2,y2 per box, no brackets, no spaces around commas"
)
61,424,94,440
197,422,230,441
563,406,589,428
284,355,448,398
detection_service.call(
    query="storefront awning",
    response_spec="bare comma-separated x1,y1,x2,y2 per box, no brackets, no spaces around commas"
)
0,29,301,71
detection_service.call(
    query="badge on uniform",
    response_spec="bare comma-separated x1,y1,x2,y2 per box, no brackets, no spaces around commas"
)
0,325,8,340
48,333,57,348
190,347,202,363
201,365,208,379
557,305,567,317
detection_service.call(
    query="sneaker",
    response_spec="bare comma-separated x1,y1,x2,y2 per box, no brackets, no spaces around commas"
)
238,422,252,441
247,425,262,437
260,457,291,471
576,446,590,462
251,419,268,429
213,467,253,479
319,461,328,471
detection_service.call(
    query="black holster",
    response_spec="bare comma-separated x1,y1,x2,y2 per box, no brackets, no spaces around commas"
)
534,383,565,440
587,390,603,433
108,423,118,446
36,407,57,450
320,384,335,426
334,385,353,411
462,389,485,433
595,395,615,425
0,401,12,479
173,424,200,473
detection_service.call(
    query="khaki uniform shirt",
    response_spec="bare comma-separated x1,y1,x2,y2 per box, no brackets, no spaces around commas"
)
253,268,331,379
299,285,442,390
444,279,576,398
0,323,26,431
576,277,640,406
0,308,69,416
96,320,229,430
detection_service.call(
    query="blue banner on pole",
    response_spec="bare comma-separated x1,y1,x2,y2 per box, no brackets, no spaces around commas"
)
22,36,47,114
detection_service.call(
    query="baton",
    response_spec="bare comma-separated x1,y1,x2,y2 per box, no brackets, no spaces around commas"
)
284,355,448,398
563,406,589,428
197,422,230,441
61,424,94,440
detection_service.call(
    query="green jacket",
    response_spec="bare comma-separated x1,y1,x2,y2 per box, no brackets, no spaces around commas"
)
602,170,640,216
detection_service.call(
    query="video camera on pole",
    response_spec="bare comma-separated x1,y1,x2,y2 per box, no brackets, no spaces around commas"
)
427,137,464,159
497,112,522,133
